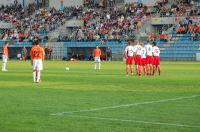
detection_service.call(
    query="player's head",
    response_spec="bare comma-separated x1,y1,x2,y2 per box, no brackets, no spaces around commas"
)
35,40,39,45
135,40,139,45
32,41,35,46
96,45,99,49
153,42,157,46
140,42,144,46
128,40,132,45
5,42,9,46
146,40,149,44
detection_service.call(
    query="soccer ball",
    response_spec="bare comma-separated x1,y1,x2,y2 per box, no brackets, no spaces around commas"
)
65,67,70,71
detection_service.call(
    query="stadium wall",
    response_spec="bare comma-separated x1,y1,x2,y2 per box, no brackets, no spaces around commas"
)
0,0,36,6
49,0,83,9
1,41,200,61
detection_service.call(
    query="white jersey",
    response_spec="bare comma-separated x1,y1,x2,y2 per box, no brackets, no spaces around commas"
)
152,46,160,56
135,44,143,56
124,45,135,57
141,47,147,58
144,44,153,56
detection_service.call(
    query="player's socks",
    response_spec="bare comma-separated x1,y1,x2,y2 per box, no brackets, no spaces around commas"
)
136,65,138,75
126,68,128,75
149,66,151,75
131,71,133,76
98,63,101,70
144,68,146,76
2,63,6,71
37,71,41,82
152,68,155,76
138,66,141,76
33,71,36,82
94,63,97,70
158,67,161,75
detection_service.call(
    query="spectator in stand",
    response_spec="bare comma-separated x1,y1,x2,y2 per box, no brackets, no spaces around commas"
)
106,46,112,61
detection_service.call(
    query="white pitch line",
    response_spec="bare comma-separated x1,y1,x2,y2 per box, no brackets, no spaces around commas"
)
50,95,200,116
68,115,200,128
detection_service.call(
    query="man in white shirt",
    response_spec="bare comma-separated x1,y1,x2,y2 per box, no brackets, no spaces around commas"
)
152,42,161,75
141,42,147,76
144,40,153,75
135,41,143,76
124,40,135,76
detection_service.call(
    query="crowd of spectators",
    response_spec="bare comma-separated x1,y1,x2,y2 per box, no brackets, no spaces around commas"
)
148,33,172,42
175,17,200,40
0,0,199,43
58,1,150,42
0,1,83,42
155,0,200,17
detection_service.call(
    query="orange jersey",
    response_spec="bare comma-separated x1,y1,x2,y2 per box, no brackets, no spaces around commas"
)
30,45,45,60
93,48,101,57
2,45,8,57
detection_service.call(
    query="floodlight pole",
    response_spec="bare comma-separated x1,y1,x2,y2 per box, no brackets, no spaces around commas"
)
23,0,25,7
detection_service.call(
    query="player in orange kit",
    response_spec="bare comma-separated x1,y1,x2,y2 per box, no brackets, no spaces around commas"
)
2,42,9,72
30,41,45,83
93,45,102,70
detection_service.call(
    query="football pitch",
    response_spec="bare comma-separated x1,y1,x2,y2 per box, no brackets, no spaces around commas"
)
0,61,200,132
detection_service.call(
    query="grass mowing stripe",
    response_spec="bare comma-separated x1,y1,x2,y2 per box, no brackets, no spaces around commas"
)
51,94,200,116
67,115,200,128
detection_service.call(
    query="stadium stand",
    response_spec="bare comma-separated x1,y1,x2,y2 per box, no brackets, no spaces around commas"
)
0,0,199,61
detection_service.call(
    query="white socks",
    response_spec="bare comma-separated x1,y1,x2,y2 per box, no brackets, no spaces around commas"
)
33,71,41,83
94,63,101,70
98,63,101,70
33,71,36,82
94,63,97,70
37,71,41,82
2,63,6,71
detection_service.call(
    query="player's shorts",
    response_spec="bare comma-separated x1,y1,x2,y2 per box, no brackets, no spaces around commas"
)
133,56,136,63
153,56,160,66
2,55,7,63
146,56,153,64
141,58,147,66
126,56,133,65
94,57,101,62
135,55,141,65
32,59,43,70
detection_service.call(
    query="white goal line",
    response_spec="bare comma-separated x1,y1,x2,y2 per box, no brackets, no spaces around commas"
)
51,95,200,116
68,115,200,128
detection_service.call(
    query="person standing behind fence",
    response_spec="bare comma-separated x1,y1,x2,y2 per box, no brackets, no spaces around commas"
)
47,47,53,60
2,42,9,72
93,45,101,70
106,46,112,62
21,46,27,61
30,41,45,83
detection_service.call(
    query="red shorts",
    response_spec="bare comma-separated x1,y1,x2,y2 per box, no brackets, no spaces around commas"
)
126,56,133,65
133,56,136,63
146,56,153,64
141,58,147,66
135,55,141,65
153,56,160,66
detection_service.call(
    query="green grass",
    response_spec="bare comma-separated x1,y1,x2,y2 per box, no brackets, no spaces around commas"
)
0,61,200,132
